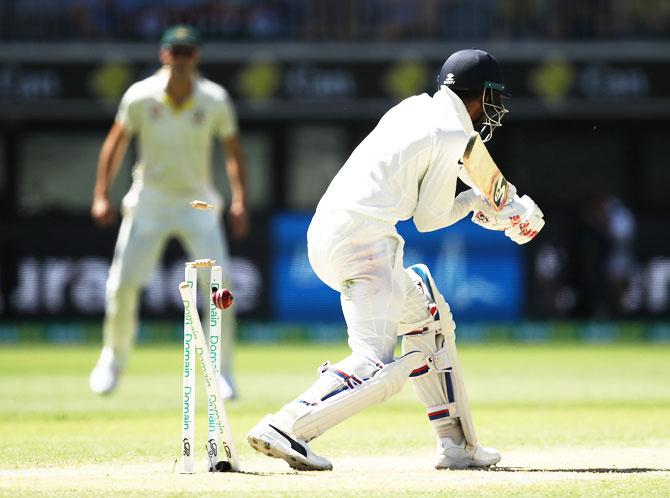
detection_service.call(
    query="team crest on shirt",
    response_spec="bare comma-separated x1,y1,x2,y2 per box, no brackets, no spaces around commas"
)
192,108,205,125
149,104,162,120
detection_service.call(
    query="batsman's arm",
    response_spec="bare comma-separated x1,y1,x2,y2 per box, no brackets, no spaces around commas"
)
92,122,130,226
414,189,482,232
414,131,482,232
222,135,250,239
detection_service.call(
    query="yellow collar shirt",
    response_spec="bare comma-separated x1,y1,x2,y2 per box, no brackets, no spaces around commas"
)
115,68,238,199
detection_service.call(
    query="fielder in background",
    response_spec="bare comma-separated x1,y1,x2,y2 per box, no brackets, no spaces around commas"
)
248,49,544,470
89,25,249,398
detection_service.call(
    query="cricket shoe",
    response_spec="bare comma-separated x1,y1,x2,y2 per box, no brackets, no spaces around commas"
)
247,415,333,471
89,347,122,395
434,437,501,469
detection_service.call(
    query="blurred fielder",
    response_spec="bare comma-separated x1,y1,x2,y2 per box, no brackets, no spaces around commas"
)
248,49,544,470
89,25,249,398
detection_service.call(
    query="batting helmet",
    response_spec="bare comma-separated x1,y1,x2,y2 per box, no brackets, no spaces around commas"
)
437,49,510,142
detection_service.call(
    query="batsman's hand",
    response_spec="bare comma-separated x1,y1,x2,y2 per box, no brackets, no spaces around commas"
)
471,186,524,231
228,201,250,240
472,194,545,244
91,195,117,227
504,196,544,244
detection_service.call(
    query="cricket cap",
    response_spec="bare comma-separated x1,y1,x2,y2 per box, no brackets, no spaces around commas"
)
161,25,202,47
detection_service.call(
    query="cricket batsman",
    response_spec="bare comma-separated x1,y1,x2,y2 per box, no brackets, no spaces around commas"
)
89,25,249,398
248,49,544,470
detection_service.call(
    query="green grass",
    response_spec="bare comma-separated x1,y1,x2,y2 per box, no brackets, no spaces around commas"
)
1,342,669,497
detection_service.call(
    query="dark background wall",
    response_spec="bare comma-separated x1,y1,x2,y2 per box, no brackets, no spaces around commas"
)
1,1,670,325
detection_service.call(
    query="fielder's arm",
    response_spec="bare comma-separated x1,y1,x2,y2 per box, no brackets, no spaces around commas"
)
222,135,250,239
92,122,130,226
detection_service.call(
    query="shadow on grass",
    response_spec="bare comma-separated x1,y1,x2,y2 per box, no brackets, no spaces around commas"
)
207,468,668,476
238,471,319,476
489,467,668,474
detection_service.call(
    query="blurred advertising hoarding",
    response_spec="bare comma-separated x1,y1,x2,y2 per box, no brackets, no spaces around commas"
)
0,216,270,320
1,48,668,121
271,213,524,323
3,213,670,322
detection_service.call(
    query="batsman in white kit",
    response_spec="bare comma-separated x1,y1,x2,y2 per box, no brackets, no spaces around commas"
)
89,25,249,398
248,49,545,470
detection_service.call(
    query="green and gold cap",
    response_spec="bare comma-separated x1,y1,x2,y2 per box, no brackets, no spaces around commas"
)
160,25,202,47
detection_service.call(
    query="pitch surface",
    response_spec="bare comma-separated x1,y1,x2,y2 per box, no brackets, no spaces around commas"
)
1,342,668,496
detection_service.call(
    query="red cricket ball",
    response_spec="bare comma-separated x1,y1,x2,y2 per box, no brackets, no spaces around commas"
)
212,288,234,310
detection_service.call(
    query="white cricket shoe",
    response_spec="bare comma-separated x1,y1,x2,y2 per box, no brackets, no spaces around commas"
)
89,347,122,395
217,373,237,401
434,437,501,469
247,415,333,471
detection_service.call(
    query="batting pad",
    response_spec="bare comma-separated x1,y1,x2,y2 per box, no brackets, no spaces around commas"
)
401,264,478,451
289,351,425,442
402,330,462,437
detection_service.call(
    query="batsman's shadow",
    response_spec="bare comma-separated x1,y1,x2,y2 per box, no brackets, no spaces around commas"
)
489,467,669,474
236,470,321,477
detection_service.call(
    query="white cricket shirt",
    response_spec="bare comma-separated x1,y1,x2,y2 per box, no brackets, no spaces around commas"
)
115,68,238,200
316,86,475,232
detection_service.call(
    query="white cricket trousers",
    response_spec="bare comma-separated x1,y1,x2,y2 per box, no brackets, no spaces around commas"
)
307,209,431,364
103,192,234,371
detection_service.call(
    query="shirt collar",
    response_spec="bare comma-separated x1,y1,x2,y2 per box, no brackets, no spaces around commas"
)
157,67,197,112
432,86,474,134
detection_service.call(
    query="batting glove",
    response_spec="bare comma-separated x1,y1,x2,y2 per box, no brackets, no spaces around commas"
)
471,186,526,232
504,195,545,244
472,194,545,244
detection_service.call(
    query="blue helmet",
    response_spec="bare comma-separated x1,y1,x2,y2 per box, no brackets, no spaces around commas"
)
437,49,510,142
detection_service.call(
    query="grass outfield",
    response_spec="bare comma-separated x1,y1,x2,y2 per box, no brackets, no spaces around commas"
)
1,342,669,497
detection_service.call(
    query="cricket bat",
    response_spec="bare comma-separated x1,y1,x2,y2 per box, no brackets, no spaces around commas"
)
462,132,510,212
